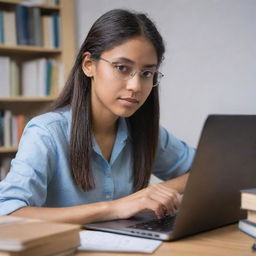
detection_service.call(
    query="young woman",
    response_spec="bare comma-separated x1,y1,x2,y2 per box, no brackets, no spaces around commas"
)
0,9,195,224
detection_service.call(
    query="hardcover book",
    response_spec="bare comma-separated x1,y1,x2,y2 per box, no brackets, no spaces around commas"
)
241,188,256,211
0,216,81,255
238,219,256,238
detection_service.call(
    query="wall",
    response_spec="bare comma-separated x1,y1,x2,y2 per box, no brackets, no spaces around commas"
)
75,0,256,147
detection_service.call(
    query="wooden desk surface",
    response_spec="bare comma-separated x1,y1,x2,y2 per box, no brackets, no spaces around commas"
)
76,224,255,256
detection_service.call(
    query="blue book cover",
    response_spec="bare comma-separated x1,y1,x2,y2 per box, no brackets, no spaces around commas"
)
52,13,60,48
0,11,4,43
15,5,29,45
46,60,52,95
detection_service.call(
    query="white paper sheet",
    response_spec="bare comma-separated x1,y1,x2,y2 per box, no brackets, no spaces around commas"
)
78,230,162,253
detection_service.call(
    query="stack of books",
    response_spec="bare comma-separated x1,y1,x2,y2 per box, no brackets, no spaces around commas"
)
238,188,256,251
0,216,81,256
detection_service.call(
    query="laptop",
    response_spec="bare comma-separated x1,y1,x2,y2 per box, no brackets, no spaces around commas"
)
85,115,256,240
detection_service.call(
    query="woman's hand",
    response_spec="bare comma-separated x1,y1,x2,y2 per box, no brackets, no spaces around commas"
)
110,183,182,220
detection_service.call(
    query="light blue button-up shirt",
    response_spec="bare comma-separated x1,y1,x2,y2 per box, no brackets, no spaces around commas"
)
0,107,195,215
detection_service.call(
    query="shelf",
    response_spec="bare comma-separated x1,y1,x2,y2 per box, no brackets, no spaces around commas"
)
0,1,60,10
0,45,62,54
0,96,57,102
0,0,76,168
0,147,17,153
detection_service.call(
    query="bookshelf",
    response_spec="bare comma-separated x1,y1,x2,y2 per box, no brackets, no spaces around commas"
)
0,0,76,179
0,44,62,53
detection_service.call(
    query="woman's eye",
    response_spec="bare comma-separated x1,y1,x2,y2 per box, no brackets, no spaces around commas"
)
142,70,154,78
115,65,129,73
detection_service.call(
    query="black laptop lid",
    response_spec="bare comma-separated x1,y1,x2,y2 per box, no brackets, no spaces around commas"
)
172,115,256,239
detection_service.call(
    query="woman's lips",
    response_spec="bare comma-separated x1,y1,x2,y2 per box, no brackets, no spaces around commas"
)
118,97,139,105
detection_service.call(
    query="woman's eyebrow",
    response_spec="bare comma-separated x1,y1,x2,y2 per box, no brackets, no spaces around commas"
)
113,57,157,68
112,57,134,64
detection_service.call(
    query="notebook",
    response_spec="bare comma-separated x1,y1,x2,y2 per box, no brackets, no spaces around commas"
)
85,115,256,240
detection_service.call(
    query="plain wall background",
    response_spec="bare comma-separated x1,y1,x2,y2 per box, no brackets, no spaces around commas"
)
74,0,256,147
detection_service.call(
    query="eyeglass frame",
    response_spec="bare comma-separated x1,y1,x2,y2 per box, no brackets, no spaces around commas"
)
92,57,164,87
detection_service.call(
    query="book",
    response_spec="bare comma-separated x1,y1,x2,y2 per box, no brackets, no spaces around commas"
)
0,111,3,146
11,115,18,147
3,10,16,46
248,210,256,223
238,219,256,238
0,234,78,256
15,5,29,45
50,60,58,96
52,13,60,48
27,7,42,46
241,188,256,211
10,60,20,97
3,110,11,147
0,216,81,255
0,11,4,44
46,59,53,95
42,15,52,48
0,56,11,97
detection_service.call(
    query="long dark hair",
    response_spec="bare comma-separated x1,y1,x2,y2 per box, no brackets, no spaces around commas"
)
51,9,165,191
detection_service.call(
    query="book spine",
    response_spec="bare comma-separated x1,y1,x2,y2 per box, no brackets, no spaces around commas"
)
10,60,20,97
46,59,51,95
0,56,11,97
28,7,42,46
42,15,49,48
239,220,256,238
247,210,256,223
15,5,29,45
3,10,16,46
52,13,60,48
0,11,4,44
3,110,11,147
0,111,3,146
50,60,58,96
241,193,256,211
11,114,18,147
37,58,47,96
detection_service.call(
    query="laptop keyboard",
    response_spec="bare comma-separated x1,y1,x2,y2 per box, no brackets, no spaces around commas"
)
128,215,176,232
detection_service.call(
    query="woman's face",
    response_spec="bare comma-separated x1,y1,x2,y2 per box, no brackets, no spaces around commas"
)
85,36,158,121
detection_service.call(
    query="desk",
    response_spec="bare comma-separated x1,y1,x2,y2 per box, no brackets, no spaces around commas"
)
76,224,255,256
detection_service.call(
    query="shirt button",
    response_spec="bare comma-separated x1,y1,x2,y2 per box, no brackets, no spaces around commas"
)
106,194,111,199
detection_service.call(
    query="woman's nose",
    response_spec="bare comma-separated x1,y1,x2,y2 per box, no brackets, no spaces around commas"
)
126,72,142,92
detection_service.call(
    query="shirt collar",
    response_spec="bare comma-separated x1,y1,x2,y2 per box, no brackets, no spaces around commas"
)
92,117,130,163
64,107,130,161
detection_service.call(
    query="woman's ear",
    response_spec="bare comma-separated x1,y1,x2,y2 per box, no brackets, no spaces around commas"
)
82,52,94,77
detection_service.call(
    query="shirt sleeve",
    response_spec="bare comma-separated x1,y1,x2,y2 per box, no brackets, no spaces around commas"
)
0,120,57,215
152,126,196,180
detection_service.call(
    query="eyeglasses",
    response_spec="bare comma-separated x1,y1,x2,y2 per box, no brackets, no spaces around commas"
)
95,57,164,87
